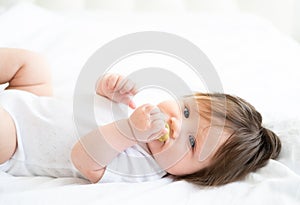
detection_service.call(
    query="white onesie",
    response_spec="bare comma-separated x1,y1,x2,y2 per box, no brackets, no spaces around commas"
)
0,89,166,182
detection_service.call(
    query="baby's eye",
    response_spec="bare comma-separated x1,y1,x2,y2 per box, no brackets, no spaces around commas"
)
183,106,190,118
189,135,196,148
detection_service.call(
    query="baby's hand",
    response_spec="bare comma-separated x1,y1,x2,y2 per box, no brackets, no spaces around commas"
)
96,74,137,109
128,104,167,142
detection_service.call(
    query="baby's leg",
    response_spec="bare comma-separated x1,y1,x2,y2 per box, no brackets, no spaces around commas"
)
0,106,17,164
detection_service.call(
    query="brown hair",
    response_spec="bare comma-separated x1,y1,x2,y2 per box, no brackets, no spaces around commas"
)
174,93,281,186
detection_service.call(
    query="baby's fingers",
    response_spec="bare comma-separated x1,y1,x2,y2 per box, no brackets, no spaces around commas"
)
107,74,121,90
149,107,166,122
150,109,166,132
151,118,166,133
118,79,137,95
148,120,167,141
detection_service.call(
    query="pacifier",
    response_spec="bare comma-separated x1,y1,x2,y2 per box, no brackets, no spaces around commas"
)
158,123,170,142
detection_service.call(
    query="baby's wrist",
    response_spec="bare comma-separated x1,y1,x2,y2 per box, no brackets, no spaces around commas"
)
114,119,138,143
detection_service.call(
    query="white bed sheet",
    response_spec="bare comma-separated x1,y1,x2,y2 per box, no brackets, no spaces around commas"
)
0,3,300,205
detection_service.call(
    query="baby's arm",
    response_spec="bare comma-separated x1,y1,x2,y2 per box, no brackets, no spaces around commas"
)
72,73,137,182
0,48,52,96
71,122,137,183
71,104,166,183
72,74,166,183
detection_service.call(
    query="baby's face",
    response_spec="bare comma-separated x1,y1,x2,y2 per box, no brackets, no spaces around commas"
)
147,97,229,176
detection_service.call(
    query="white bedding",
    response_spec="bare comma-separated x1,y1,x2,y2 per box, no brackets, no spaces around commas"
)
0,3,300,205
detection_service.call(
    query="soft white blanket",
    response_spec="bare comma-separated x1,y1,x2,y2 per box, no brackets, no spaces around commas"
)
0,3,299,205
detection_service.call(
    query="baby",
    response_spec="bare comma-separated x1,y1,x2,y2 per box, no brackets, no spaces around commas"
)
0,48,281,186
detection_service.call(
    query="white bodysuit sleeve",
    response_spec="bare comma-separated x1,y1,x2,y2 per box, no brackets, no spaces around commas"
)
98,145,167,183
